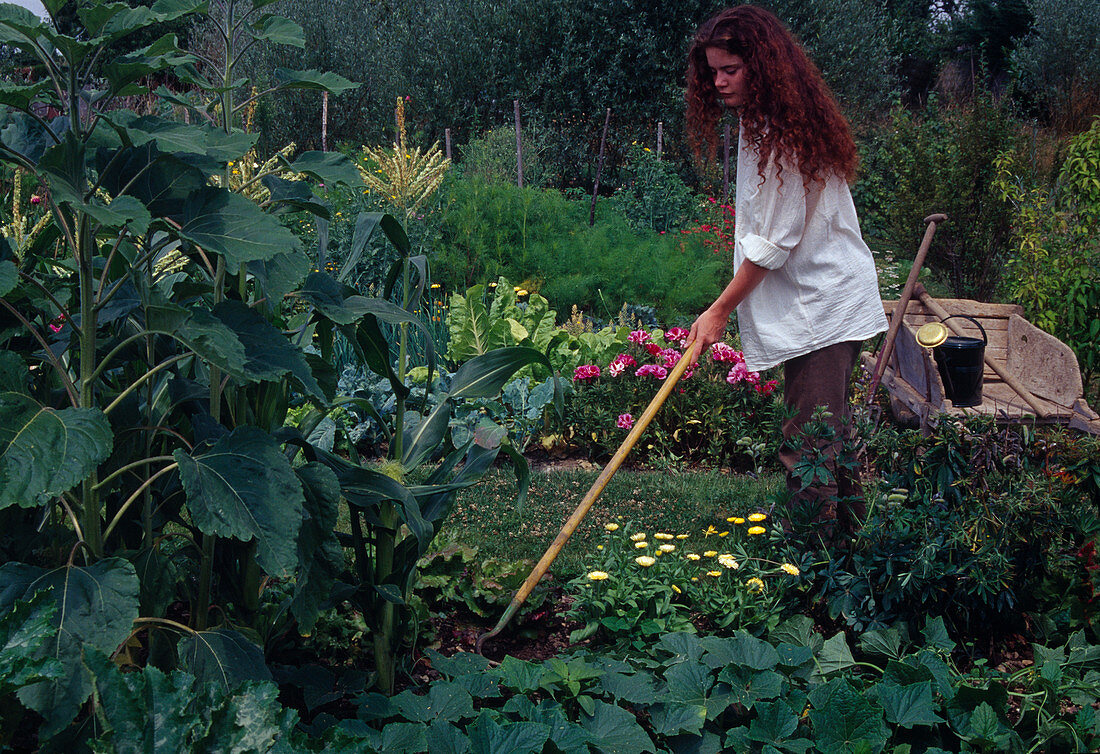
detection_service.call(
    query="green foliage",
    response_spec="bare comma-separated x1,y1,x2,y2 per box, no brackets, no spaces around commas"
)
1011,0,1100,128
815,417,1098,633
567,520,801,648
609,143,698,233
446,277,558,365
0,592,63,749
414,541,547,620
327,623,1100,753
563,331,784,468
995,116,1100,382
460,125,553,189
873,91,1020,299
435,177,727,320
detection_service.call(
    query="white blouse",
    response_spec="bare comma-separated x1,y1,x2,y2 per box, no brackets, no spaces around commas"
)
733,126,888,372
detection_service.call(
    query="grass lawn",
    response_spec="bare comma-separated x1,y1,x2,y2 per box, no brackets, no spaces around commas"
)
439,465,783,577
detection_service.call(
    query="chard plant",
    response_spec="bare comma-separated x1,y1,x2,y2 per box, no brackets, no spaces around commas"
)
0,0,554,739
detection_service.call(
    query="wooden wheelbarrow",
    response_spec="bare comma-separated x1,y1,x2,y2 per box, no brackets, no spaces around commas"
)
863,283,1100,434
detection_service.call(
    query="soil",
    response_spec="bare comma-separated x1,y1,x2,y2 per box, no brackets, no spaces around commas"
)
413,590,583,680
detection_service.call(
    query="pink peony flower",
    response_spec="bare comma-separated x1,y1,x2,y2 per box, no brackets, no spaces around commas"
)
627,330,651,345
608,360,626,377
636,364,668,379
617,413,634,429
659,348,682,368
613,353,637,368
711,342,740,362
664,327,689,344
726,362,752,384
573,364,600,381
644,342,662,356
754,379,779,395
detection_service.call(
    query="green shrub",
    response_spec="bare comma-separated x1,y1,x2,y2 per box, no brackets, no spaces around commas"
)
460,125,554,188
609,143,698,233
1011,0,1100,129
995,115,1100,384
434,178,727,321
873,91,1020,299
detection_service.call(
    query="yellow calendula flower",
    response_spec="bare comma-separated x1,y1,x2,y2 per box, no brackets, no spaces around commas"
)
635,556,656,567
691,576,699,582
635,541,648,549
686,553,701,561
671,584,682,594
718,531,730,537
588,571,609,581
746,577,765,592
732,517,746,525
658,544,676,553
704,525,719,536
597,545,604,551
718,555,739,569
630,533,646,542
676,534,689,540
707,570,723,577
747,526,766,536
781,563,800,576
605,523,620,532
703,550,718,558
654,532,673,540
748,513,767,522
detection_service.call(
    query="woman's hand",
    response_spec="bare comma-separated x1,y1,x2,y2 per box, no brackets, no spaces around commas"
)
685,304,731,367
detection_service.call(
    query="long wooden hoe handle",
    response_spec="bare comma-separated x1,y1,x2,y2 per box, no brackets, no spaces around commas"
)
866,213,946,403
476,340,700,653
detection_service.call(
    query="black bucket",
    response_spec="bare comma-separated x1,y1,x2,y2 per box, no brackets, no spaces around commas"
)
933,315,988,407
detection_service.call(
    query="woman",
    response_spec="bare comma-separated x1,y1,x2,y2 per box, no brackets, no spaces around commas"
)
682,5,887,536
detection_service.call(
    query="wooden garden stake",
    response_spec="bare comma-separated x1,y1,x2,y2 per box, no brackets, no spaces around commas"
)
477,341,699,654
589,107,611,226
514,99,524,188
445,127,452,160
321,90,328,152
657,121,663,159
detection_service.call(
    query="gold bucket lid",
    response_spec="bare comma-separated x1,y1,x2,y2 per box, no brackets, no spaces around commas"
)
916,321,949,348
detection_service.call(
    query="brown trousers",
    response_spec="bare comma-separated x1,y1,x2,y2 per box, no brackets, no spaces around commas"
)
778,340,865,533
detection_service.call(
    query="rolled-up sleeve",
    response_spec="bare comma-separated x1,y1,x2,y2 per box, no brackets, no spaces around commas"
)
737,148,807,270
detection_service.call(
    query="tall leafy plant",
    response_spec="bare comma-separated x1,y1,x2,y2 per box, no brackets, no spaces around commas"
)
0,0,371,739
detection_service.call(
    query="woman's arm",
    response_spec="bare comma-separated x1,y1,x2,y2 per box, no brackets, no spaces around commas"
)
685,259,768,365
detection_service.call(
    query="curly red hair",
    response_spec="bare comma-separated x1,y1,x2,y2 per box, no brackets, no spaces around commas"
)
685,5,857,185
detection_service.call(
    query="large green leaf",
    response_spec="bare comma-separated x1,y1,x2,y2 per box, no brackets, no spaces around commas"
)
174,426,305,577
0,558,140,739
0,394,113,510
271,67,359,94
0,259,16,297
874,681,944,729
747,700,800,744
580,700,655,754
251,13,304,47
467,711,549,754
289,151,363,188
175,186,299,268
211,300,324,401
173,307,248,376
86,649,296,753
0,591,63,698
85,648,201,753
289,463,344,634
401,400,452,470
176,628,272,693
112,113,255,166
449,347,552,400
102,33,194,95
248,247,312,305
0,79,49,112
807,678,890,754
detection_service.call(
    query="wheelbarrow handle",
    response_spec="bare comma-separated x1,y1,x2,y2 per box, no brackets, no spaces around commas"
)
476,340,700,654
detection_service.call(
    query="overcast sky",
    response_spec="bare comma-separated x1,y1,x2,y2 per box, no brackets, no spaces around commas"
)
7,0,47,18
